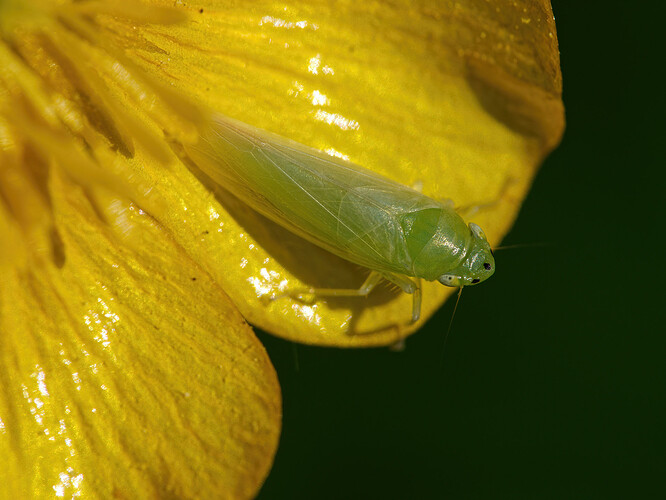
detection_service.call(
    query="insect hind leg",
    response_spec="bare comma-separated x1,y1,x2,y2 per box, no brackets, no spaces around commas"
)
277,271,384,303
273,271,422,324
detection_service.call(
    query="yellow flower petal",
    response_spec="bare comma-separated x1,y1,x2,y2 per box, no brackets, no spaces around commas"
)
123,0,564,346
1,1,280,497
0,167,281,498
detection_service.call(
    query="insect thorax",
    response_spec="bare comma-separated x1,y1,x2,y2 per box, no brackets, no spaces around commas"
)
398,207,471,281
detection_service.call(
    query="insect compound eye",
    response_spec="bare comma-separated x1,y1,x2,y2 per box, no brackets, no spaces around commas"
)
471,278,480,284
483,262,492,270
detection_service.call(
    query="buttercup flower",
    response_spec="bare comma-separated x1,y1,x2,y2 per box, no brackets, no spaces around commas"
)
0,0,563,497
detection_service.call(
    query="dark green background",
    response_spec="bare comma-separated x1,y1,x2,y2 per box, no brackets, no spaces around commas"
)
257,1,665,498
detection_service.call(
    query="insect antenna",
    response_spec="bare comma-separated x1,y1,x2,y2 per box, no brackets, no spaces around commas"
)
492,242,551,251
440,286,464,363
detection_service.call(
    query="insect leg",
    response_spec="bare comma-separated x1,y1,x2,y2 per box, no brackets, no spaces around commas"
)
277,272,422,324
287,271,384,301
380,273,422,323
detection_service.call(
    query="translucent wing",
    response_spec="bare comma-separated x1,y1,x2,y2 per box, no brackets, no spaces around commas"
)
187,115,445,274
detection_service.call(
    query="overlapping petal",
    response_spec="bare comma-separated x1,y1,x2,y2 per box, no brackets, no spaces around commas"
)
0,168,281,497
1,1,280,497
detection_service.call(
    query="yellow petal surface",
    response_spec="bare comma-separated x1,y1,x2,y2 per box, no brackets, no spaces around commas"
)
2,3,286,496
122,0,564,346
0,169,280,496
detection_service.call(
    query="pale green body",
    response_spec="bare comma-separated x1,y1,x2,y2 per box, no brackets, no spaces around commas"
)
187,115,495,293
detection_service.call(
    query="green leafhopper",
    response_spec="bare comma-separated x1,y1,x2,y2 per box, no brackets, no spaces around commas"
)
186,114,495,323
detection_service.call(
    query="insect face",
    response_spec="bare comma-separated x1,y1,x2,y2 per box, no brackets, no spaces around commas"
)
438,223,495,287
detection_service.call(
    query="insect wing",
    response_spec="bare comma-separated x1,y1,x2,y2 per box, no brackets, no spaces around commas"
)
189,116,443,274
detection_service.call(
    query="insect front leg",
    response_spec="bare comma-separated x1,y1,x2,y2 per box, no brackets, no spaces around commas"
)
380,273,422,324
